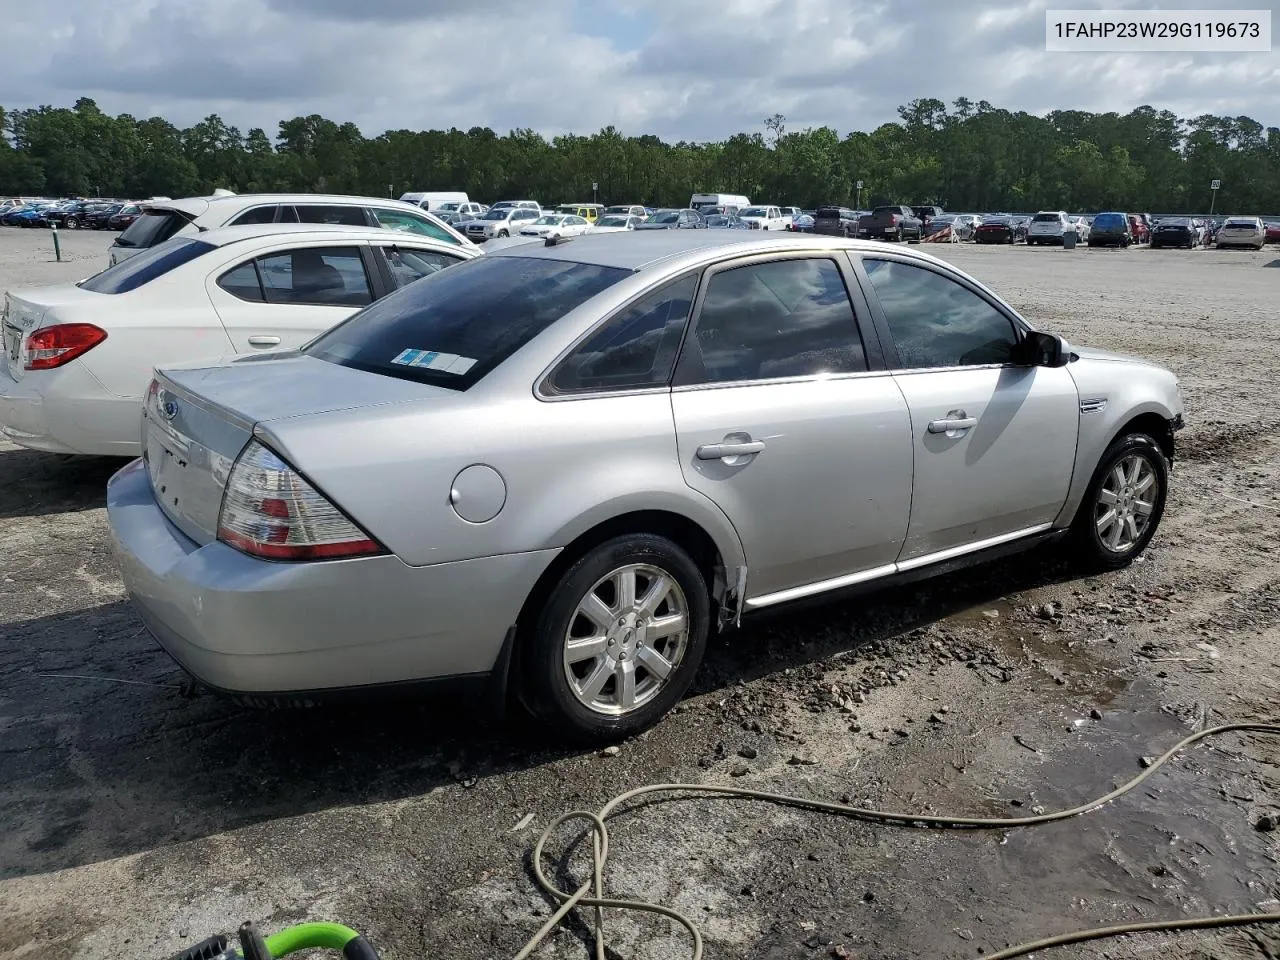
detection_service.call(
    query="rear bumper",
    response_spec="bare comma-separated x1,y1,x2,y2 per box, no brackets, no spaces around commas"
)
107,458,559,695
0,362,142,456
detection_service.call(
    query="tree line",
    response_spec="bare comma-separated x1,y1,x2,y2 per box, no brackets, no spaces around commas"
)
2,96,1278,214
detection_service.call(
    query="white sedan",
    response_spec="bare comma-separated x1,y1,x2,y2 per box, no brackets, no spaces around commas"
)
0,223,479,456
591,214,645,233
518,214,593,240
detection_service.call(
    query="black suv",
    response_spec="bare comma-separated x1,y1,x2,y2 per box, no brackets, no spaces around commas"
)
812,205,860,237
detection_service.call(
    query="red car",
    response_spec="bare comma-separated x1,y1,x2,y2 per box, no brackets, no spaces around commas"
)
1265,220,1280,244
106,203,142,230
1127,214,1150,244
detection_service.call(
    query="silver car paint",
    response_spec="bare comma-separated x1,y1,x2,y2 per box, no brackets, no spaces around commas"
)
890,364,1079,559
1053,347,1183,527
671,375,913,598
108,459,554,691
109,234,1184,697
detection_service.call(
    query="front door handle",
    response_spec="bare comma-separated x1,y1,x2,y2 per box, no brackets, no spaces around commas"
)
927,416,978,434
696,439,766,460
247,335,281,348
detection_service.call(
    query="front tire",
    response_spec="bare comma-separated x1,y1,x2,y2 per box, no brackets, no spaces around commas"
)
522,534,710,743
1070,433,1168,571
66,216,79,229
497,229,508,238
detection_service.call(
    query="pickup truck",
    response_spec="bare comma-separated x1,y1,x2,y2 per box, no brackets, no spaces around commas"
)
856,205,923,242
736,205,791,231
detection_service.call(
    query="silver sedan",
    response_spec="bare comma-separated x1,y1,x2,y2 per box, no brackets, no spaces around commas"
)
107,232,1184,741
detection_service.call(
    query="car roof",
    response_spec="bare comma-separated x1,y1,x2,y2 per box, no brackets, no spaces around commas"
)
188,223,475,249
483,231,955,272
143,193,430,218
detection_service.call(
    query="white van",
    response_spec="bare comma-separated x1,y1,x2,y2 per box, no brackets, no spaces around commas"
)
690,193,750,213
108,193,473,265
398,191,471,212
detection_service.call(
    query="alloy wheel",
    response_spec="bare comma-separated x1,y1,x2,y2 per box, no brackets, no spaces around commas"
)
562,563,690,716
1094,453,1158,553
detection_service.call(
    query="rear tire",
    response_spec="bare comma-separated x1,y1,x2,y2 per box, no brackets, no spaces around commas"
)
522,533,710,743
1069,433,1168,572
66,216,79,229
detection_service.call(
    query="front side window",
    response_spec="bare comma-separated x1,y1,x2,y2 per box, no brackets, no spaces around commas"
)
380,245,464,288
548,275,697,395
79,238,216,294
256,246,372,307
863,259,1018,369
305,256,629,390
372,208,460,244
681,258,867,384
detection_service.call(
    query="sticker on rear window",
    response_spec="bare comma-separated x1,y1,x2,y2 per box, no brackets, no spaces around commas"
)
390,348,477,374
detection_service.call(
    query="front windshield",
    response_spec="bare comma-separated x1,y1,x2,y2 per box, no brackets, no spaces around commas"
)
739,207,767,217
604,206,632,215
648,212,680,223
437,202,461,211
597,217,627,226
535,216,565,225
480,209,510,220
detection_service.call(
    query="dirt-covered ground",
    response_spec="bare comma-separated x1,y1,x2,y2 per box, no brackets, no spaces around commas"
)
1,228,1277,960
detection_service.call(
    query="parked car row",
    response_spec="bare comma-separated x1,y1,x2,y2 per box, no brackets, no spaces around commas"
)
0,197,1187,740
0,198,151,230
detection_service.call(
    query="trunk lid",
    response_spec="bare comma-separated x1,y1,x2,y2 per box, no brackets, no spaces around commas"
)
144,354,456,544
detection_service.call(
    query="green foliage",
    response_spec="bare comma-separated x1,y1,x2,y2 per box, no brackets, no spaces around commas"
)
2,97,1277,212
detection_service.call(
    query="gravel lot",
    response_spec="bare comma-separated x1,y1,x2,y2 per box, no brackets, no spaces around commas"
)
2,229,1277,960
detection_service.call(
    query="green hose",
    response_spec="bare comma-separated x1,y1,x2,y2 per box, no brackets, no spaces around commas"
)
264,922,362,956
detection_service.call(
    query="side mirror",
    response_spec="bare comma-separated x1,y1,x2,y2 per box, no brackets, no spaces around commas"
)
1019,331,1071,367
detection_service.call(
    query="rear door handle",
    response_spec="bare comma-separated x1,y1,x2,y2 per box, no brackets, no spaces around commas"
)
928,416,978,434
696,440,766,460
247,335,281,348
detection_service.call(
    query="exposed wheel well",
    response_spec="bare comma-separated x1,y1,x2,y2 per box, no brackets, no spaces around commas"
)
513,509,725,646
1112,412,1176,463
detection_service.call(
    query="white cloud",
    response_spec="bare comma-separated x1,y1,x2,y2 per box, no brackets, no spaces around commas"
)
2,0,1276,139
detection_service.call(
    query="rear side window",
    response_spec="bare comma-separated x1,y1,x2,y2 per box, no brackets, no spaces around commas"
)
547,275,697,395
305,256,629,390
229,206,279,226
116,210,189,249
294,205,368,227
254,247,372,306
372,208,461,244
80,238,216,294
217,261,264,301
680,258,866,384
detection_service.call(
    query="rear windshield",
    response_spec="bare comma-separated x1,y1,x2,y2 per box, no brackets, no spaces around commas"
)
1093,214,1126,228
304,256,629,390
79,238,215,294
1223,219,1258,227
871,206,901,215
815,207,848,218
115,210,190,248
1032,213,1062,222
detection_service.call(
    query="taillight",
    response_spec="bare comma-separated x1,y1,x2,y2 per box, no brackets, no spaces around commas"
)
25,323,107,370
889,214,899,224
217,439,384,561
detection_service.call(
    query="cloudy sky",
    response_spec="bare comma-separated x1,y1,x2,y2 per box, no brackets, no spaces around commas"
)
3,0,1278,140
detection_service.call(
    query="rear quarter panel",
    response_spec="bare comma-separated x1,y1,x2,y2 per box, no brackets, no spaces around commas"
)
260,390,749,572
